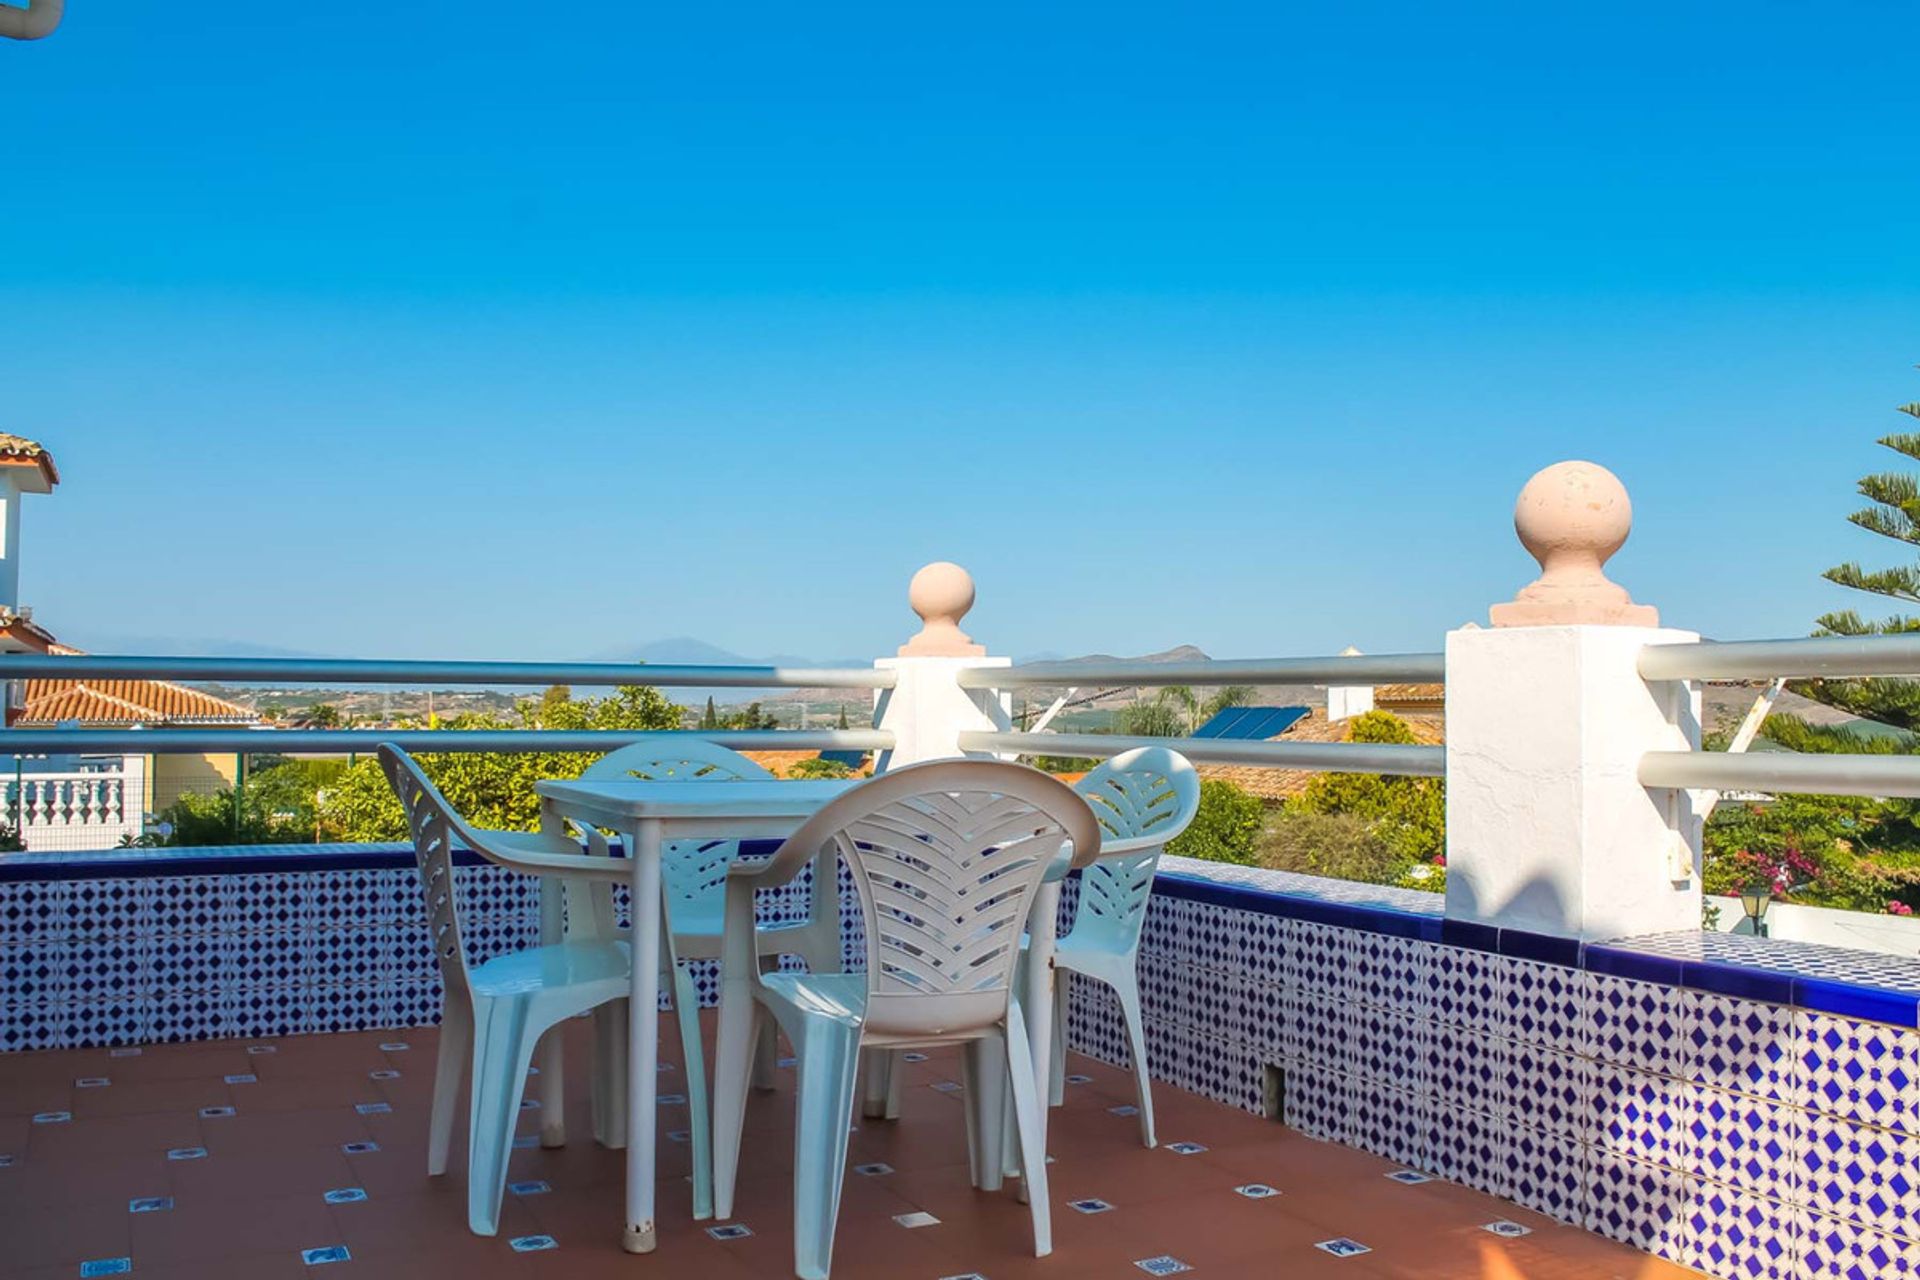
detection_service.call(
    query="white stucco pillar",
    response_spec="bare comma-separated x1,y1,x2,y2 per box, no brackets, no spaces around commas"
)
1443,462,1704,941
870,563,1011,771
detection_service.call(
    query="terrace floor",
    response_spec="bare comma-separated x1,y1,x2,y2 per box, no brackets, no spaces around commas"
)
0,1015,1698,1280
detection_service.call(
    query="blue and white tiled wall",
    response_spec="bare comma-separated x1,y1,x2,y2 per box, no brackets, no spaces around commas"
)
0,843,836,1053
1062,856,1920,1280
10,845,1920,1280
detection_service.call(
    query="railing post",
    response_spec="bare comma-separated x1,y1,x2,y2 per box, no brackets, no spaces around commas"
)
871,563,1011,771
1444,462,1704,941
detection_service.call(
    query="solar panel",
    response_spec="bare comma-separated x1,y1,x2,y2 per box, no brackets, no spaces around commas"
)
1192,706,1308,740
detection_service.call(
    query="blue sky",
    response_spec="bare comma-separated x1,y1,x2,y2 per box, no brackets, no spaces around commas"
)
4,2,1918,665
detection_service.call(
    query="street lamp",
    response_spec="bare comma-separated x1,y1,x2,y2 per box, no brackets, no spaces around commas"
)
1740,883,1774,938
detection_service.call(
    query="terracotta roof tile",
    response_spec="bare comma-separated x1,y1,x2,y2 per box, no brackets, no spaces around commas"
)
14,678,257,727
0,434,59,487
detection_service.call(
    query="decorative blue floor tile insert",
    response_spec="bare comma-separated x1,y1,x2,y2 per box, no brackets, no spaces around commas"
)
322,1188,368,1204
300,1246,351,1265
1314,1238,1372,1257
1133,1255,1194,1274
510,1235,558,1252
78,1260,132,1277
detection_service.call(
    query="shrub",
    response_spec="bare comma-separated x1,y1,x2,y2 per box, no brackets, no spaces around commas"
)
1167,780,1264,865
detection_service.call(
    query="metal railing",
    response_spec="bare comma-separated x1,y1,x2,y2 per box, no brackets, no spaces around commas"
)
1637,633,1920,799
0,653,896,690
1639,635,1920,682
960,730,1445,776
1640,751,1920,800
958,652,1445,689
0,728,892,755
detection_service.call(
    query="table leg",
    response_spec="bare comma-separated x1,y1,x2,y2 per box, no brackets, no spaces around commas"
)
623,818,663,1254
1013,881,1061,1199
536,851,567,1147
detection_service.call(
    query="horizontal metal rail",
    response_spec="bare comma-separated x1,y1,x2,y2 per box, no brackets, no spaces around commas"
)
1640,750,1920,800
0,653,895,690
958,653,1446,690
959,730,1445,776
1639,636,1920,682
0,728,895,756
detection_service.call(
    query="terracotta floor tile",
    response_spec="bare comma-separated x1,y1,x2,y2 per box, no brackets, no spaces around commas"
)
0,1023,1705,1280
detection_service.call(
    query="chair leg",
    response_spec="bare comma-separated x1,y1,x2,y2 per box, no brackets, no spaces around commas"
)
536,1025,566,1148
754,955,781,1091
1049,970,1070,1108
1004,1014,1053,1257
883,1046,903,1119
427,998,472,1177
960,1037,1006,1192
670,963,715,1220
791,1023,862,1280
711,988,760,1221
861,1047,892,1120
1114,971,1156,1149
591,1000,628,1150
466,997,540,1236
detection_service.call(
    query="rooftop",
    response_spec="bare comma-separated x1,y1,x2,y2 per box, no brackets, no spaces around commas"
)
0,1013,1693,1280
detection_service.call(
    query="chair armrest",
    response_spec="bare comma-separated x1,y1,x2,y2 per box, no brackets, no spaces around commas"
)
1093,834,1169,860
463,828,630,883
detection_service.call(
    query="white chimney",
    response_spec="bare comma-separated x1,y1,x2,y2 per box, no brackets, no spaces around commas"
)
1326,645,1374,722
0,437,59,615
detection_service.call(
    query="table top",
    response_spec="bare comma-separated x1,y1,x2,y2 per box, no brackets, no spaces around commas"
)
535,777,858,834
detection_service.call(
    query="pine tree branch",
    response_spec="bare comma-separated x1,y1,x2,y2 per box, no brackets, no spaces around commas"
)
1823,562,1920,603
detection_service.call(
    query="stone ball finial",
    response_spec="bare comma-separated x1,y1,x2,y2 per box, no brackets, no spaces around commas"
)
899,561,985,656
1490,460,1659,627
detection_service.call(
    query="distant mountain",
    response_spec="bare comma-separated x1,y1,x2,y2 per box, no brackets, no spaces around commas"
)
589,636,867,670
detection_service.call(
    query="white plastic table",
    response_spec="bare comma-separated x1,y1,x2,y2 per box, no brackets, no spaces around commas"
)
532,776,858,1254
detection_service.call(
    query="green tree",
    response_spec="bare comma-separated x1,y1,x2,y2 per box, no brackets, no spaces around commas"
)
786,757,856,779
307,702,343,728
538,685,572,723
317,684,685,840
1287,710,1445,863
701,697,719,730
1166,780,1264,865
1792,396,1920,730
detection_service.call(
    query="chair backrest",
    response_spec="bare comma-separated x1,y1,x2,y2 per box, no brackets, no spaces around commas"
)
379,745,477,1001
1070,747,1200,951
578,739,779,933
764,759,1102,1038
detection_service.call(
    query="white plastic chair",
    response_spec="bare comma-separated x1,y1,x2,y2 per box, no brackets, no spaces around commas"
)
380,745,633,1237
1046,746,1200,1148
565,739,842,1220
709,760,1102,1280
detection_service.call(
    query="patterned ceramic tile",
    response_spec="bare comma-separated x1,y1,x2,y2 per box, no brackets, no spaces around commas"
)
1503,958,1585,1056
1685,1086,1798,1204
1425,1021,1509,1116
1679,1180,1794,1280
1346,1083,1427,1170
1584,1152,1688,1262
1283,1065,1353,1144
1425,944,1509,1038
1504,1041,1591,1140
1799,1110,1920,1241
1504,1127,1585,1225
1422,1103,1509,1196
1585,975,1684,1077
1796,1013,1920,1134
1591,1064,1690,1170
1684,990,1795,1104
1796,1206,1920,1280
